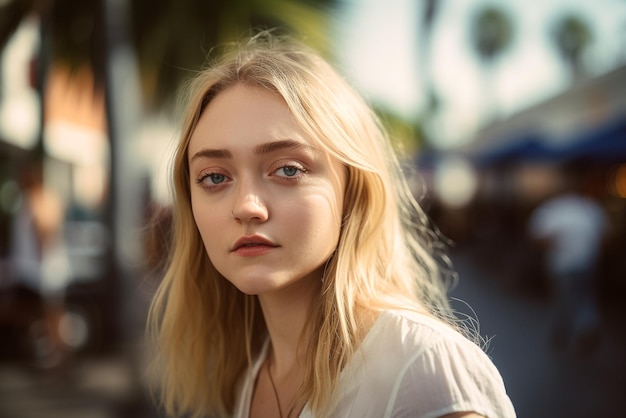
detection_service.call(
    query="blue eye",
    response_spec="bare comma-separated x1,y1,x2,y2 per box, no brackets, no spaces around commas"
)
273,163,307,181
280,166,299,177
273,163,306,179
208,173,226,184
197,172,227,188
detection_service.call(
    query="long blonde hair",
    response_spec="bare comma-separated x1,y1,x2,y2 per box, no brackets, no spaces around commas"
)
148,31,455,417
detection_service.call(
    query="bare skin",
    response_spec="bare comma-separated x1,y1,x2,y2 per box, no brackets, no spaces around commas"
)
249,272,318,418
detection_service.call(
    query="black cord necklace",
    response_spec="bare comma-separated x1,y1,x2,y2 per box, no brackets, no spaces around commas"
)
266,361,296,418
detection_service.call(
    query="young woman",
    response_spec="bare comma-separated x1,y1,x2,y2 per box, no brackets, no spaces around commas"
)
148,32,516,418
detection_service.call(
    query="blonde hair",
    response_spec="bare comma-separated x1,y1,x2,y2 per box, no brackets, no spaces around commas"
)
148,31,456,417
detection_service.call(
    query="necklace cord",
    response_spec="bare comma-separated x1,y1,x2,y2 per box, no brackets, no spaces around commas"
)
267,361,285,418
267,360,301,418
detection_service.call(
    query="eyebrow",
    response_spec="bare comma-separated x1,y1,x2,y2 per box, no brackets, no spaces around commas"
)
190,139,313,162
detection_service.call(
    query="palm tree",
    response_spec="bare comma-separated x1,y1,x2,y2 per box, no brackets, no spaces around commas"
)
418,0,442,145
129,0,337,111
551,14,593,80
471,6,513,63
470,5,514,123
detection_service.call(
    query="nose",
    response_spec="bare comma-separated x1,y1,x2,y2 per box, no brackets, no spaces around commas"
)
231,181,268,223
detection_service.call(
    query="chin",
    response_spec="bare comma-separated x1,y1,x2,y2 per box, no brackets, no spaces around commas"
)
229,277,283,296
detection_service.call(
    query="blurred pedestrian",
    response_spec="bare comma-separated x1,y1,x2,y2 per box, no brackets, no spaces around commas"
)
528,167,608,357
9,158,71,369
148,31,515,418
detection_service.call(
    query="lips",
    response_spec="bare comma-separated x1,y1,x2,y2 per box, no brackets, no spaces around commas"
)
231,235,279,255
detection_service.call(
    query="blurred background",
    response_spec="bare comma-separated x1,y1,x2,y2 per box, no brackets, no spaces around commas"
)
0,0,624,417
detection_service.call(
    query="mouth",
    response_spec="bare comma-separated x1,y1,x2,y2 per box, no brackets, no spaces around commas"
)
231,235,279,253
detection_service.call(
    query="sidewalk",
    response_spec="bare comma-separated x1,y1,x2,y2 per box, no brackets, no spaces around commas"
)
450,250,626,418
0,349,161,418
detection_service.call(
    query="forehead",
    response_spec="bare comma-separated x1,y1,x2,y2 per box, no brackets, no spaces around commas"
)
188,84,310,153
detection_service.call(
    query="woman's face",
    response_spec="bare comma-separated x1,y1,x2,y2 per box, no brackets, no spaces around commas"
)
188,83,346,296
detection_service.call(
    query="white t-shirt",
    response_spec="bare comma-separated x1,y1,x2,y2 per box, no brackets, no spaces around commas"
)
233,310,516,418
528,193,607,276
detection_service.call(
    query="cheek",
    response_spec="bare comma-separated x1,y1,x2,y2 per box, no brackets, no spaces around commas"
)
294,193,343,247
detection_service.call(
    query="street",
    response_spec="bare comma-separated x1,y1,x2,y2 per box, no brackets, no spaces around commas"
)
450,250,626,418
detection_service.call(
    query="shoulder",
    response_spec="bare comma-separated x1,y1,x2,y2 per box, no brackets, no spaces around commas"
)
367,310,496,379
366,309,481,358
352,310,516,418
379,310,501,389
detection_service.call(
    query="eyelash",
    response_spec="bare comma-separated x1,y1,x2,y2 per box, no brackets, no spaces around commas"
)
196,172,229,191
272,162,308,180
195,162,308,191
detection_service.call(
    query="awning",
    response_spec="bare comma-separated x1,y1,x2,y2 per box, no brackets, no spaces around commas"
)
471,117,626,167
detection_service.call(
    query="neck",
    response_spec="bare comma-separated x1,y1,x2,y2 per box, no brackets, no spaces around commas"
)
257,273,320,376
265,351,305,418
